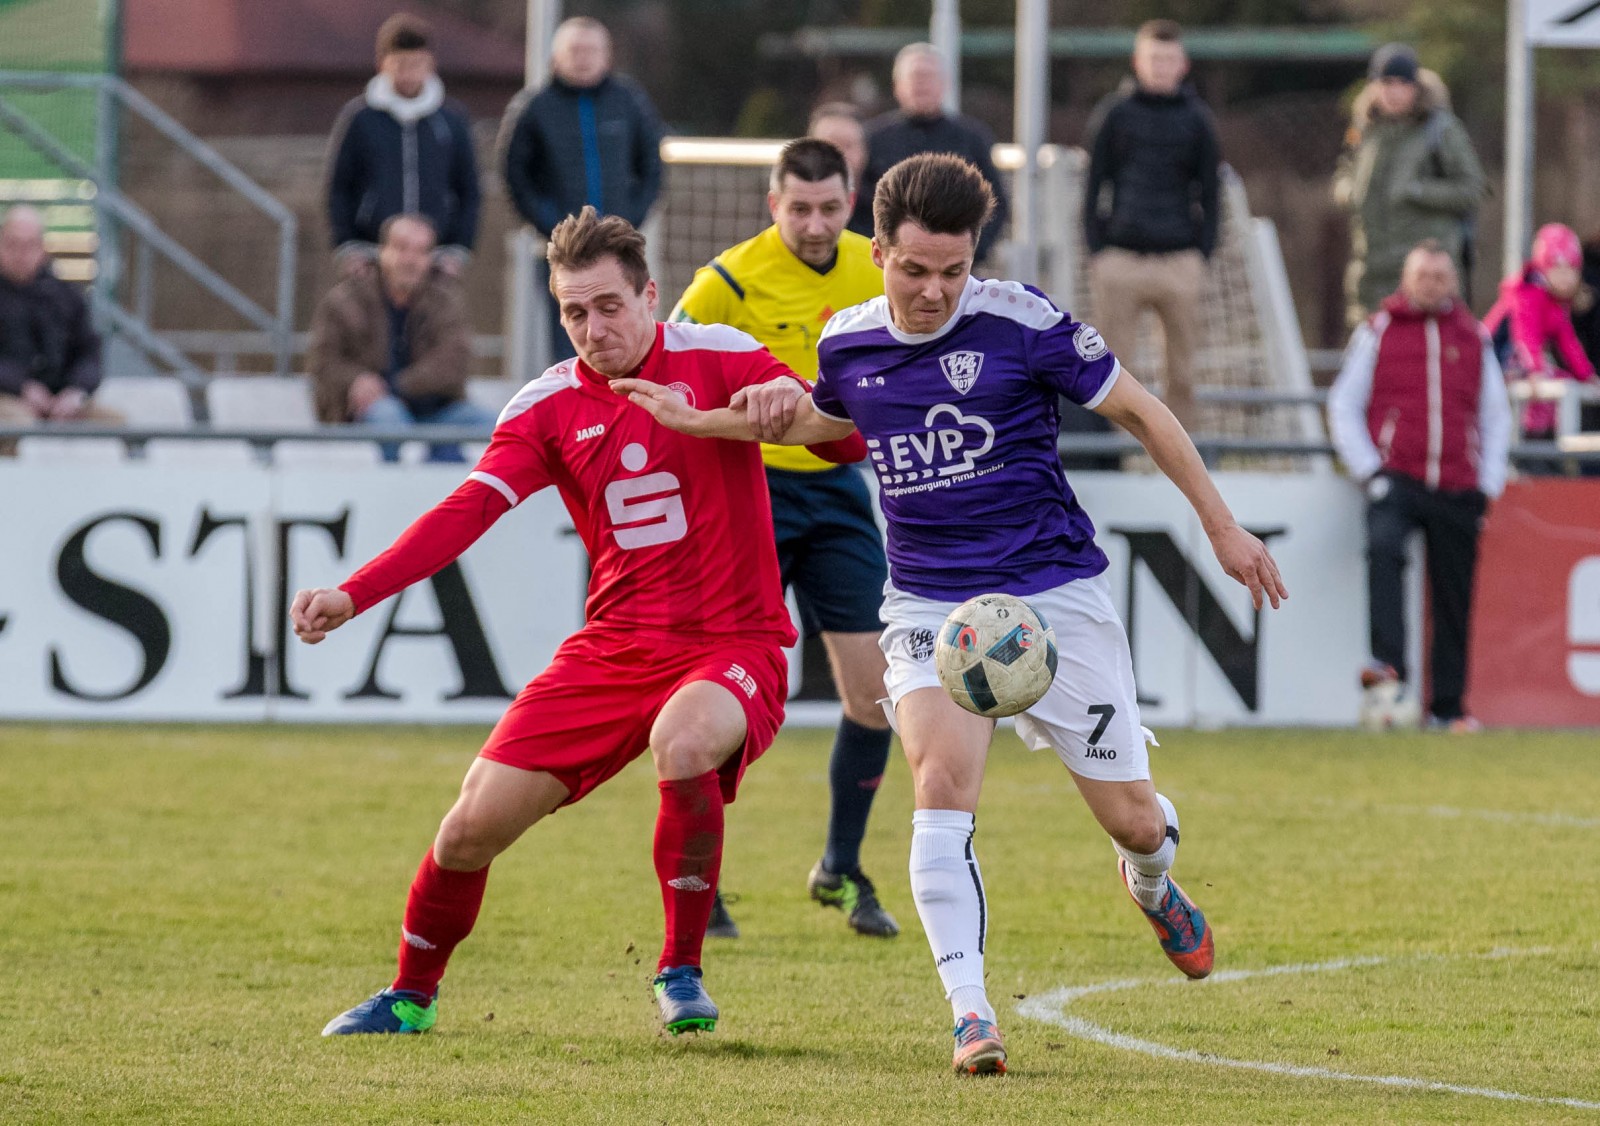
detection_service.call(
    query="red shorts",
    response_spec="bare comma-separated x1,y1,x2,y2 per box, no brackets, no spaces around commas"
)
479,627,789,807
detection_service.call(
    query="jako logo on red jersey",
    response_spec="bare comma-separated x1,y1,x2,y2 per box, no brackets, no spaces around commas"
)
604,442,687,549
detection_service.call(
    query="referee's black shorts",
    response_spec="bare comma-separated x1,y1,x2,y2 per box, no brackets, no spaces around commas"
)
766,465,888,637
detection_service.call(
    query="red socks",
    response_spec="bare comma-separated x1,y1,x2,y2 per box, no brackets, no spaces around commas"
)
386,773,723,990
654,772,726,972
391,850,490,997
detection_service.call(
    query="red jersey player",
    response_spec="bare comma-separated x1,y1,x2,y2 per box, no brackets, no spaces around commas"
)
294,208,861,1039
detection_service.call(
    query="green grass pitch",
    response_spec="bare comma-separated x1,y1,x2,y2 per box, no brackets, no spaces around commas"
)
3,723,1598,1123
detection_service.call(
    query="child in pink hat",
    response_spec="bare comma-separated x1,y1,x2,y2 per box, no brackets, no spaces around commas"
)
1484,223,1596,437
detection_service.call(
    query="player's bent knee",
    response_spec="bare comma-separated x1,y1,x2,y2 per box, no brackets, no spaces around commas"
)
1107,818,1165,856
433,807,513,870
910,763,979,811
651,730,733,781
840,693,891,730
1099,802,1166,854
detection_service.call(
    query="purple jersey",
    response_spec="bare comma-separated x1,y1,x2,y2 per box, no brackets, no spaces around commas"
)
812,276,1119,600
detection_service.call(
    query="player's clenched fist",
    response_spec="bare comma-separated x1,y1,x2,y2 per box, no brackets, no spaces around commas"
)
291,587,356,644
729,378,804,441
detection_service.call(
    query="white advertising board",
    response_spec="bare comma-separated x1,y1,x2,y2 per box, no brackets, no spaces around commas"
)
0,464,1376,726
1527,0,1600,48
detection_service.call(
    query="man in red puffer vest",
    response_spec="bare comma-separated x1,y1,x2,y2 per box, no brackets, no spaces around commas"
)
1328,239,1513,732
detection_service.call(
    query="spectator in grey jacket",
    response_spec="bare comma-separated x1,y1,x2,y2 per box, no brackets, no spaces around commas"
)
501,17,665,361
0,205,121,454
326,14,482,278
1083,20,1221,433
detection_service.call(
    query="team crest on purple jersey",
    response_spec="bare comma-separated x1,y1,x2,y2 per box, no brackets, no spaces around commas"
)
939,349,984,394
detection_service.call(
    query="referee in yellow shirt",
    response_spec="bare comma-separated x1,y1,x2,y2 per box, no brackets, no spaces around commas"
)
671,137,897,939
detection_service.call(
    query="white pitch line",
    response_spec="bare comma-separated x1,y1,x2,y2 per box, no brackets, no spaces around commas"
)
1366,803,1600,830
1297,794,1600,830
1016,949,1600,1111
1194,791,1600,831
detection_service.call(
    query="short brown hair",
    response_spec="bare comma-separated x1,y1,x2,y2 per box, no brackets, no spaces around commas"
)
771,137,851,194
546,206,650,295
376,13,430,61
1135,19,1183,45
872,153,994,247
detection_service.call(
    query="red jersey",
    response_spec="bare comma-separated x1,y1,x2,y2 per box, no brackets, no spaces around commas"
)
341,321,813,645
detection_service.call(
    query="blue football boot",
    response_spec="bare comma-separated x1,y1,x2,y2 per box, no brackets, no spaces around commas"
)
652,966,718,1035
322,988,438,1036
1119,857,1214,979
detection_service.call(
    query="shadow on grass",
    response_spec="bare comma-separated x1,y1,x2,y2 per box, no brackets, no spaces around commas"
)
657,1036,841,1063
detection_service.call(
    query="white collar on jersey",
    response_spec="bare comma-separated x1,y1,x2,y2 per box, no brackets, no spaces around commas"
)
881,275,982,345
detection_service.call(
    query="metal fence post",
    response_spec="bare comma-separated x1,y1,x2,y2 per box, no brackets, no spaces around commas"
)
275,214,297,376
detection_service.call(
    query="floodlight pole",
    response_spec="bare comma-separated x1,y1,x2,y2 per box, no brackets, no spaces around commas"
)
1504,0,1534,276
526,0,560,88
931,0,961,112
1012,0,1048,285
507,0,562,381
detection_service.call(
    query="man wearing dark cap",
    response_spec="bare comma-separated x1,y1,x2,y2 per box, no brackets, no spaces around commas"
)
1334,42,1485,325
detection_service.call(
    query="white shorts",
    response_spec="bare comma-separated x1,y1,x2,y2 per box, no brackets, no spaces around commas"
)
879,572,1154,783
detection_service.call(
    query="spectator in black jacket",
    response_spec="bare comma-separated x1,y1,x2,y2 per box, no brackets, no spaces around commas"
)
326,14,481,278
0,205,121,454
851,44,1009,261
1083,20,1221,432
501,16,665,361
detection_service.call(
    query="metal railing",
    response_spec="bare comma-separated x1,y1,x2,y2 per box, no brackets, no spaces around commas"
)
3,424,1596,473
157,330,506,378
0,71,297,382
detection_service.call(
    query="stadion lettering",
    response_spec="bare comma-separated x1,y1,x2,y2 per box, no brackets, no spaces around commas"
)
44,507,510,705
0,465,1375,725
0,466,584,721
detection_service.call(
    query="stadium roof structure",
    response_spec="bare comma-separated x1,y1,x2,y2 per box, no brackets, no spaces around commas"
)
123,0,523,78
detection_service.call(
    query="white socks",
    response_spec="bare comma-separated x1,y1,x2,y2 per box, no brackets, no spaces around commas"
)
909,809,994,1024
1114,792,1180,910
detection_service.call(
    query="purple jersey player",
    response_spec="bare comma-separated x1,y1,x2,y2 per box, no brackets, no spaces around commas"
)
812,270,1115,598
616,152,1287,1076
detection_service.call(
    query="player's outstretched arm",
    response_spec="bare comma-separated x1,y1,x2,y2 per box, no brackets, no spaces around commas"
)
611,377,759,440
612,377,856,446
1095,369,1289,610
291,587,355,645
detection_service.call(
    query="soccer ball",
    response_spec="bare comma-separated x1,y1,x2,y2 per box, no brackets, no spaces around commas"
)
934,594,1059,718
